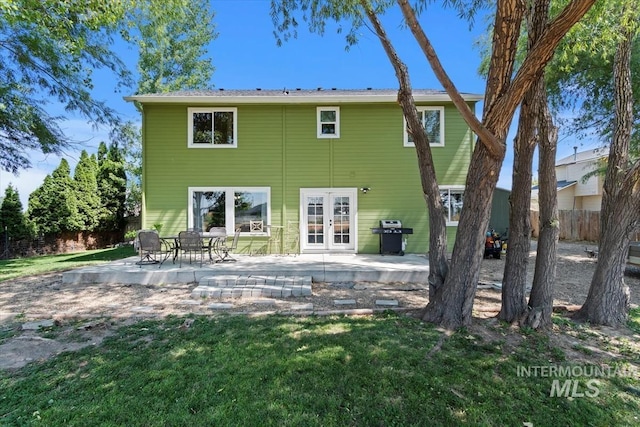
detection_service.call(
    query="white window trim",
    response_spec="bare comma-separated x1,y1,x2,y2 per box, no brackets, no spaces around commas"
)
187,107,238,148
188,186,271,236
440,186,464,226
403,106,445,147
317,106,340,139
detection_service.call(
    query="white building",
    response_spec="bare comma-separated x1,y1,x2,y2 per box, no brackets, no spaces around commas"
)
532,147,608,211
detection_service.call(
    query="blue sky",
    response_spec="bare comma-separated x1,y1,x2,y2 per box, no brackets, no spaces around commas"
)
0,0,595,208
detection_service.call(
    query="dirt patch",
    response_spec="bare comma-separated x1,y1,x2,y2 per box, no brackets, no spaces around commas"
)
1,240,639,370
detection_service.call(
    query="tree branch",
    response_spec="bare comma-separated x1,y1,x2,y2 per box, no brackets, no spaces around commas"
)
486,0,598,131
396,0,504,159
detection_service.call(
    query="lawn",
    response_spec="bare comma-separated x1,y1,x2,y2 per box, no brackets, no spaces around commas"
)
0,246,136,282
1,311,639,426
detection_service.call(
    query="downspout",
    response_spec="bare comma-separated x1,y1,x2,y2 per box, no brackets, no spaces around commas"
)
281,105,287,251
141,106,147,229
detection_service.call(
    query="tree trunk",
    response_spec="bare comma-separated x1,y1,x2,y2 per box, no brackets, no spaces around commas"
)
498,104,536,323
386,0,594,328
524,94,558,329
422,141,503,328
575,28,636,326
499,0,548,323
362,5,450,294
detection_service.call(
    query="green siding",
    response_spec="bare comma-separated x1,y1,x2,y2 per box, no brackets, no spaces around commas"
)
141,101,474,254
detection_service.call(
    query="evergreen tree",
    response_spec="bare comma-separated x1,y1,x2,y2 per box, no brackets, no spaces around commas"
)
0,184,32,240
27,159,81,235
73,151,101,231
97,142,127,231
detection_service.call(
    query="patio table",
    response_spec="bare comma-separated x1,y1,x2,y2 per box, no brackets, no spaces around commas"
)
161,230,227,263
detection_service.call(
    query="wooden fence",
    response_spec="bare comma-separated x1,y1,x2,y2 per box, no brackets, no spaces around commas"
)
530,210,601,242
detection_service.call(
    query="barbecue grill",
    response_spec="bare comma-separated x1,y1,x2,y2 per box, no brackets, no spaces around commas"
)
370,220,413,255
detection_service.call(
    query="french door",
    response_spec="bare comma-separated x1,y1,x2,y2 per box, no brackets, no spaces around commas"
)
300,188,357,253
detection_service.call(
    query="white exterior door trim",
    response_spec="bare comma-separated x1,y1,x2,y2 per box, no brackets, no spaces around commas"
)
299,188,358,254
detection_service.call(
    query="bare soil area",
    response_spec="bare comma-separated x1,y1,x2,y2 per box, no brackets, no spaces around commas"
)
1,239,639,370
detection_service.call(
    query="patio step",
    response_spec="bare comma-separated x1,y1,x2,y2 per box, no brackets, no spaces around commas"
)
192,275,312,299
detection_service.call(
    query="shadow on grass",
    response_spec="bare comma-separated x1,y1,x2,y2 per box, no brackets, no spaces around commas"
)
0,246,136,282
53,246,136,263
1,314,638,426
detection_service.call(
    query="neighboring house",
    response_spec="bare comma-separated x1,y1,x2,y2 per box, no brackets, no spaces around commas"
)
532,147,608,212
124,89,482,254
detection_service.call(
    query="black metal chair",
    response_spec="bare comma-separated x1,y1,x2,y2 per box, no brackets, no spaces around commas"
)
178,230,204,267
215,228,241,262
136,230,172,268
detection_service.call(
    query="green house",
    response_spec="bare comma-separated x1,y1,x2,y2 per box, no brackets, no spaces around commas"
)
125,89,481,255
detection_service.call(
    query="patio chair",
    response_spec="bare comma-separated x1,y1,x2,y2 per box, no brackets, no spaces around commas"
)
136,230,172,268
178,230,204,267
215,228,241,262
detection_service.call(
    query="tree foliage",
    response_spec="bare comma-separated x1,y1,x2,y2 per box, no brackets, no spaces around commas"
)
0,0,131,173
27,159,82,235
131,0,217,95
96,142,127,232
546,0,640,147
73,150,101,232
0,184,32,240
119,0,217,217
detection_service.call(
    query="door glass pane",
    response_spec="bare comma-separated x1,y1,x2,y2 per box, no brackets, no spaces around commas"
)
332,196,350,244
307,196,324,244
234,191,267,232
193,191,225,232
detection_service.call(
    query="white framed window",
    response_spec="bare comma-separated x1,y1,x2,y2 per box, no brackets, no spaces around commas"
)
189,187,270,236
440,186,464,225
404,106,445,147
317,106,340,138
188,107,238,148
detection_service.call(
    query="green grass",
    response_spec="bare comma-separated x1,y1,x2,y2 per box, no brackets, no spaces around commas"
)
628,307,640,334
1,313,638,426
0,246,136,282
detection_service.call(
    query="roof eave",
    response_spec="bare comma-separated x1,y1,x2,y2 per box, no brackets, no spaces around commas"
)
124,93,484,104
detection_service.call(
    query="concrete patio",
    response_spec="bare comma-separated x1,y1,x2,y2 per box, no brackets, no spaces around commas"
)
62,253,431,286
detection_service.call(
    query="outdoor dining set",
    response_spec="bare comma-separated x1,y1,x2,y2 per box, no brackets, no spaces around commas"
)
135,228,241,268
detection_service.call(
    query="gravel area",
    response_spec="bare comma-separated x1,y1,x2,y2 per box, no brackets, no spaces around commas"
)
1,239,640,370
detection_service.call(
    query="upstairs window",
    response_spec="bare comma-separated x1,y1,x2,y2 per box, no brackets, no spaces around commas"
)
188,107,237,148
317,107,340,138
404,106,444,147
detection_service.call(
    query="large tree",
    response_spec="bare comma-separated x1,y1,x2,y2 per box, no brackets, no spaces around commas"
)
73,150,101,232
0,0,217,180
96,142,127,232
121,0,217,217
27,159,82,235
272,0,596,328
0,184,32,241
132,0,216,95
537,0,640,326
574,5,640,326
0,0,130,173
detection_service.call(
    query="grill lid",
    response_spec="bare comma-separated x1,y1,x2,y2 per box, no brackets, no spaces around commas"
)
380,219,402,228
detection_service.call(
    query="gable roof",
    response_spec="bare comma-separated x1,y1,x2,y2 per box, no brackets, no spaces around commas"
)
124,88,484,105
532,180,577,191
556,147,608,166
